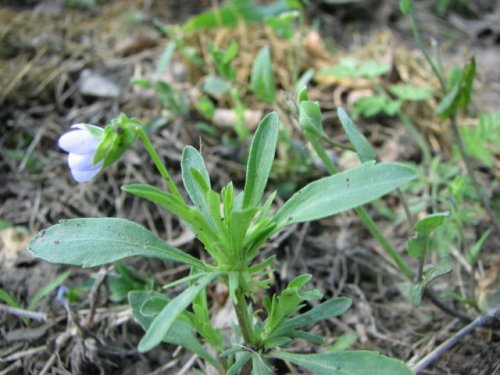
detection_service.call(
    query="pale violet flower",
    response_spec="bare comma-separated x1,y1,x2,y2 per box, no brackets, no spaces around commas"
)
58,124,104,182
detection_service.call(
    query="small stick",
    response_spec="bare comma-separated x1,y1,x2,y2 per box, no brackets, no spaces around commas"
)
83,267,109,329
410,304,500,373
0,304,48,322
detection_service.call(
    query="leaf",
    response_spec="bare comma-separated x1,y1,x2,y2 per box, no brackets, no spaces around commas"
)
28,270,71,310
129,291,222,370
279,297,352,332
251,45,276,104
181,146,211,210
410,258,453,306
407,212,449,258
252,353,273,374
182,0,291,31
337,107,376,163
400,0,412,14
299,101,326,138
468,229,491,266
29,218,205,269
414,212,449,234
202,76,232,97
388,84,434,101
138,272,220,352
270,350,414,375
226,352,252,375
121,184,219,248
242,112,279,208
272,162,416,230
436,58,476,119
0,288,21,308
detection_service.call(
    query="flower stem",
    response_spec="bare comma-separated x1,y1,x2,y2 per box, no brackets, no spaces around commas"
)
136,127,183,201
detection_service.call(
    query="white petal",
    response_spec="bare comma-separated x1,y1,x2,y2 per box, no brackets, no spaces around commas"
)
70,166,101,182
58,129,99,154
68,152,95,170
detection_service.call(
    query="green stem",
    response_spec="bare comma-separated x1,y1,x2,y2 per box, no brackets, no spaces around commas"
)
355,206,414,279
398,110,432,166
234,287,256,375
408,1,446,91
136,127,183,201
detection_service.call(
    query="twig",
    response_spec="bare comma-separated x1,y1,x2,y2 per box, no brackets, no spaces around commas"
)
410,304,500,373
424,288,472,323
0,360,22,375
0,304,48,322
83,267,109,329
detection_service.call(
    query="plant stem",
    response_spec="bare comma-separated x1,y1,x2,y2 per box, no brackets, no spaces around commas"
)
398,110,432,166
234,287,255,375
408,2,446,91
136,127,184,201
355,206,414,279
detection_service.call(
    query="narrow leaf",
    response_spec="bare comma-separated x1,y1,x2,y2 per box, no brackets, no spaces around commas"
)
138,272,219,352
337,107,376,163
29,218,205,269
28,270,71,310
270,350,414,375
299,101,326,137
411,258,453,306
280,297,352,332
242,112,279,208
272,162,416,230
129,291,222,370
251,45,276,104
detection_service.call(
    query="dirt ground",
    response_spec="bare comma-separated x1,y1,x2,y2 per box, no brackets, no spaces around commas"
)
1,0,499,374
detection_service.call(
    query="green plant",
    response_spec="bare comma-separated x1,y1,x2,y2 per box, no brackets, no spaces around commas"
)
29,111,415,374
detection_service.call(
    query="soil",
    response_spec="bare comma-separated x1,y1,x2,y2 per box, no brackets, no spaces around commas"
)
1,0,499,374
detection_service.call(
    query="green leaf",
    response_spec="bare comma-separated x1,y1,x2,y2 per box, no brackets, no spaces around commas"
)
242,112,279,208
227,352,252,375
457,57,476,108
251,45,276,104
121,184,219,249
129,291,222,371
436,58,476,119
29,218,205,269
468,229,491,266
407,212,449,258
183,0,291,31
270,350,414,375
138,272,220,352
272,162,416,230
202,76,232,97
337,107,377,163
399,0,412,14
414,212,449,234
299,101,326,138
410,258,453,306
388,84,434,101
181,146,211,210
252,353,273,374
0,288,21,308
279,297,352,332
320,59,390,79
28,270,71,310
